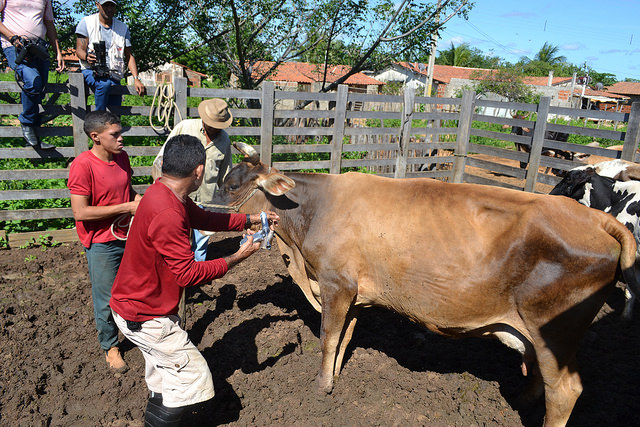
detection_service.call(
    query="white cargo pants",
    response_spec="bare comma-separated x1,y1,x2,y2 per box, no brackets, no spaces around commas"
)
112,311,214,407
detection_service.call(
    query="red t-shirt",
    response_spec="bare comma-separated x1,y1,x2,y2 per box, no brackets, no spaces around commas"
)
110,180,246,321
67,150,133,248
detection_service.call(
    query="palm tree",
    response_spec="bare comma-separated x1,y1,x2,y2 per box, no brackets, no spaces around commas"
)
534,42,567,64
437,42,472,67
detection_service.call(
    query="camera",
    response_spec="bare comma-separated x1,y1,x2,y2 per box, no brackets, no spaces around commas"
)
15,37,49,65
92,41,110,78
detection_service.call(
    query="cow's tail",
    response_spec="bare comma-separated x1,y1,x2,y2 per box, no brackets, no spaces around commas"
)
605,218,640,298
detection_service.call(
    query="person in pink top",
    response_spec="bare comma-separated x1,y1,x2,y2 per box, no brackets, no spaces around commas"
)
68,110,141,373
110,134,278,426
0,0,64,149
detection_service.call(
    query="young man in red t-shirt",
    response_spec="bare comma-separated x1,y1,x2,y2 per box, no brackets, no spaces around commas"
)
68,111,141,373
110,134,278,425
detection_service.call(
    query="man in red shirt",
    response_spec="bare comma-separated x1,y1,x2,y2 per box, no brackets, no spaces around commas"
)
68,110,141,373
110,134,277,426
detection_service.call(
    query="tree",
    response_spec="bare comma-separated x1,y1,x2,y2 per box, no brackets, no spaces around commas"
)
55,0,476,91
182,0,473,91
533,42,566,65
471,67,537,103
52,1,78,52
435,42,472,66
588,71,617,87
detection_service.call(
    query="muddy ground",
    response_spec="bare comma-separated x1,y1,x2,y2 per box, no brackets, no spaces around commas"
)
2,229,640,427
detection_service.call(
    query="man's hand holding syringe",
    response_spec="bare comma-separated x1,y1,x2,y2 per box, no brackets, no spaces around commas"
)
240,211,279,249
224,211,279,268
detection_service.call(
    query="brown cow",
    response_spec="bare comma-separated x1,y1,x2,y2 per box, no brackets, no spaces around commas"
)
213,142,639,427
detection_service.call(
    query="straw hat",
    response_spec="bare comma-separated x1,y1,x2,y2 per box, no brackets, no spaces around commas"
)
198,98,233,129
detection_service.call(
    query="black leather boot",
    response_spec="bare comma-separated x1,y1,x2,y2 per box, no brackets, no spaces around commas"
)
144,392,185,427
21,124,55,150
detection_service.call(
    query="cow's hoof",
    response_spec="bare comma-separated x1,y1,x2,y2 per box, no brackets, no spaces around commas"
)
316,376,334,394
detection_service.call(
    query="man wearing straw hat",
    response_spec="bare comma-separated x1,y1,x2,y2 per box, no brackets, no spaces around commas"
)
152,98,234,261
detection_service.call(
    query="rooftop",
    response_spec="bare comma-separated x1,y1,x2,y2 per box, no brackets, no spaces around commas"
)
251,61,385,86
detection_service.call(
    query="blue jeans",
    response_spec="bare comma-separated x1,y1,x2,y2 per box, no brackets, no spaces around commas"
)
82,69,122,111
191,204,210,261
192,228,210,261
3,45,49,126
85,240,126,351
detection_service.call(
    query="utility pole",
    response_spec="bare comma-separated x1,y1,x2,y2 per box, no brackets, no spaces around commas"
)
423,0,441,99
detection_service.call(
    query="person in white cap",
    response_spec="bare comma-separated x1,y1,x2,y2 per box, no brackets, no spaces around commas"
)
152,98,234,262
75,0,145,111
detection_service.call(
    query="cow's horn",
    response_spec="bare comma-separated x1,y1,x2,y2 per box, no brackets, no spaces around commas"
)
233,142,260,165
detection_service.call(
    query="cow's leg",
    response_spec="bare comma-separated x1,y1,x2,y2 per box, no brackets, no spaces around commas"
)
516,143,529,169
529,339,582,427
333,305,361,378
317,281,357,393
520,347,544,404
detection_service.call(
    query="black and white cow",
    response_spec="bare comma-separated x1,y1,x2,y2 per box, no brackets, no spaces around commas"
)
550,160,640,318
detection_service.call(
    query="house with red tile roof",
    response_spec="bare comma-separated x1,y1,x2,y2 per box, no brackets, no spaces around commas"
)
229,61,385,110
374,62,574,97
606,82,640,106
231,61,384,94
576,87,630,113
372,62,630,112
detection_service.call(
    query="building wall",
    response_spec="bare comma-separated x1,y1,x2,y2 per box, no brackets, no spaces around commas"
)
445,77,578,109
136,63,204,87
373,66,426,89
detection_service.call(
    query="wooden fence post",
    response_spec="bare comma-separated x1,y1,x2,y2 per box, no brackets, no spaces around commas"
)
173,76,188,125
524,96,551,193
394,85,415,179
260,81,275,166
69,73,88,156
451,90,475,183
329,84,348,174
622,102,640,162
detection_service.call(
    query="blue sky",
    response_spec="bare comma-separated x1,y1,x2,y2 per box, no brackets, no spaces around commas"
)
439,0,640,82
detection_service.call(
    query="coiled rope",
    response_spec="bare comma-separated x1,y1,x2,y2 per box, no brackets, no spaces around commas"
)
111,213,133,241
149,81,182,132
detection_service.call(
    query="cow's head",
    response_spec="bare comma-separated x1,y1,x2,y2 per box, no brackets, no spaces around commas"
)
550,168,597,198
550,167,619,210
213,142,296,212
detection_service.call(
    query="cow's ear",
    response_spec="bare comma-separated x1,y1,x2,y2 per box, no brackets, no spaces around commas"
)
257,172,296,196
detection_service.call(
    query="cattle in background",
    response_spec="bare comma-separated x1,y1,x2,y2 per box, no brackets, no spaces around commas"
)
574,158,640,181
510,124,572,172
574,145,640,167
215,142,639,427
550,160,640,318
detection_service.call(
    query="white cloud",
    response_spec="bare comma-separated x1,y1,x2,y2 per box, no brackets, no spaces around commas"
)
561,43,582,51
441,36,466,46
600,49,626,54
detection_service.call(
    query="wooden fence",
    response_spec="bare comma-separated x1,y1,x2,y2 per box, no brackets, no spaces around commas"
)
2,73,640,227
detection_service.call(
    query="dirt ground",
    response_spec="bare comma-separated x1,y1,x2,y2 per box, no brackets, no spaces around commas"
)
2,164,640,427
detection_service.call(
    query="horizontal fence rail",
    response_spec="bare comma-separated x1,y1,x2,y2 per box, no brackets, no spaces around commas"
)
1,74,640,225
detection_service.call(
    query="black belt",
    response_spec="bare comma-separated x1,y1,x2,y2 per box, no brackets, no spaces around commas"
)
126,320,143,331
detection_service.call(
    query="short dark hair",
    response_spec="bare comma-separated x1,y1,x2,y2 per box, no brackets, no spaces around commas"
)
162,135,206,178
83,110,121,136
